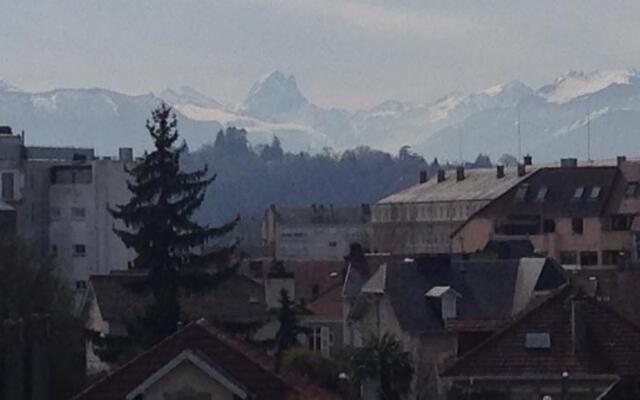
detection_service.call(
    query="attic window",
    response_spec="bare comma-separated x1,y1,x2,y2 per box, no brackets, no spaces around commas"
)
524,332,551,349
535,186,548,202
573,187,585,200
589,186,601,200
515,184,529,201
626,182,638,196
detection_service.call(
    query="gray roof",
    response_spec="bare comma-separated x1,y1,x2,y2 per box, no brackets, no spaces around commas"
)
352,256,566,333
378,166,537,204
273,205,371,226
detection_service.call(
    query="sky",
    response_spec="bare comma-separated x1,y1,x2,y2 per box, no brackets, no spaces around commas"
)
2,0,640,109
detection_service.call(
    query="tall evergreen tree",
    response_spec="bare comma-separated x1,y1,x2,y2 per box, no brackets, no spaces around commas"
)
109,103,238,340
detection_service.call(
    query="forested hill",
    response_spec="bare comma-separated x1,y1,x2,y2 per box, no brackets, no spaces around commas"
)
182,127,492,246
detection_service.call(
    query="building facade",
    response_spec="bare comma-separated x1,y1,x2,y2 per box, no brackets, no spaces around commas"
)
262,204,371,261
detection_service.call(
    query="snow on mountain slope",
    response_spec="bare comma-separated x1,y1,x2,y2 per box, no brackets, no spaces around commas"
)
538,69,635,103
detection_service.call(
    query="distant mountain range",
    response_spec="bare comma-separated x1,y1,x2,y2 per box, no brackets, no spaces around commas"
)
1,69,640,162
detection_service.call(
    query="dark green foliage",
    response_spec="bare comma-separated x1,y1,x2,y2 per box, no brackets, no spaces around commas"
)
275,289,305,351
109,103,238,342
282,348,348,392
0,232,84,399
350,333,414,400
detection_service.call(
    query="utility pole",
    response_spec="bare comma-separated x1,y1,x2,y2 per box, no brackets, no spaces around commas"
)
517,106,522,160
586,104,591,162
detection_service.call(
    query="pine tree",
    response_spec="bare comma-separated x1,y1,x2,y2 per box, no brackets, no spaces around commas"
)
275,288,301,351
109,103,238,340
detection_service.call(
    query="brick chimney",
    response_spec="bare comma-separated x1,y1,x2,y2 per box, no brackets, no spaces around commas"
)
437,169,446,183
561,158,578,168
523,154,532,166
496,165,505,179
517,163,526,177
419,170,428,184
617,156,627,166
456,166,465,182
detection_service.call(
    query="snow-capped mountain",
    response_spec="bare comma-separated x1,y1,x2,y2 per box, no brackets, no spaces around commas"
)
3,68,640,161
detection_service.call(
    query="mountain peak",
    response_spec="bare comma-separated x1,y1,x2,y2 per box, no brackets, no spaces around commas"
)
539,68,637,103
242,71,308,121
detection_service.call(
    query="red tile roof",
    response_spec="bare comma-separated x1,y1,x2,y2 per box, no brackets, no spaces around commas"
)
74,320,341,400
306,283,343,317
442,285,640,378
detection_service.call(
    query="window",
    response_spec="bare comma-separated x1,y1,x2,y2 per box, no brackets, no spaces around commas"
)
560,251,578,265
71,207,86,219
73,244,86,257
590,186,601,200
515,184,529,201
524,332,551,349
626,182,639,197
308,326,332,355
542,219,556,233
602,250,622,266
580,251,598,266
611,214,633,231
50,207,61,220
1,172,14,201
328,241,337,247
572,218,584,234
573,187,585,200
75,280,87,290
535,186,548,202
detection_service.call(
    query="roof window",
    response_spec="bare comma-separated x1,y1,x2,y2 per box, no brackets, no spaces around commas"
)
626,182,638,197
524,332,551,349
573,187,585,200
515,184,529,201
589,186,601,200
535,186,548,202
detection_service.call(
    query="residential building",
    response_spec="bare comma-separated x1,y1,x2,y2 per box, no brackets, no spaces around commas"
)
343,255,566,398
441,285,640,400
261,204,372,261
451,161,637,269
371,164,534,255
0,125,135,291
83,271,272,375
75,319,340,400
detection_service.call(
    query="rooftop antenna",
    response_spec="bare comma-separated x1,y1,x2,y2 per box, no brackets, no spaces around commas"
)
458,127,463,165
516,106,522,160
586,103,592,162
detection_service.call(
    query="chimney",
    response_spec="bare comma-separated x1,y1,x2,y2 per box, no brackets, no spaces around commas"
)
456,166,465,182
517,163,526,177
617,156,627,166
437,169,446,183
523,154,532,166
419,170,428,184
496,165,505,179
119,147,133,162
561,158,578,168
571,295,588,354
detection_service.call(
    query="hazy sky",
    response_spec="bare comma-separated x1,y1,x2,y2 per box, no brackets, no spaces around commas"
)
2,0,640,109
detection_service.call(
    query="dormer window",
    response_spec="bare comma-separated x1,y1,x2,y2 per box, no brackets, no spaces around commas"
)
425,286,462,321
573,187,585,200
535,186,548,202
626,182,638,196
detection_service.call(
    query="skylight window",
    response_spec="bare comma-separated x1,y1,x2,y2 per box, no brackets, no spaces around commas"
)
535,186,548,202
590,186,601,199
515,184,529,201
524,332,551,349
626,182,638,197
573,187,585,200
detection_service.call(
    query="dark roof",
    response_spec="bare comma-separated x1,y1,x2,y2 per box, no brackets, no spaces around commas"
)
271,205,371,226
285,261,345,304
442,286,640,377
342,253,405,300
74,320,339,400
481,236,535,259
306,283,342,317
357,257,567,333
88,271,271,329
480,166,620,218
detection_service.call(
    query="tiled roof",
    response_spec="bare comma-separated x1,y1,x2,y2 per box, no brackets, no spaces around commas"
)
378,166,536,204
306,283,342,317
442,286,640,377
285,260,345,304
74,320,340,400
353,257,566,333
88,271,271,330
607,160,640,214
